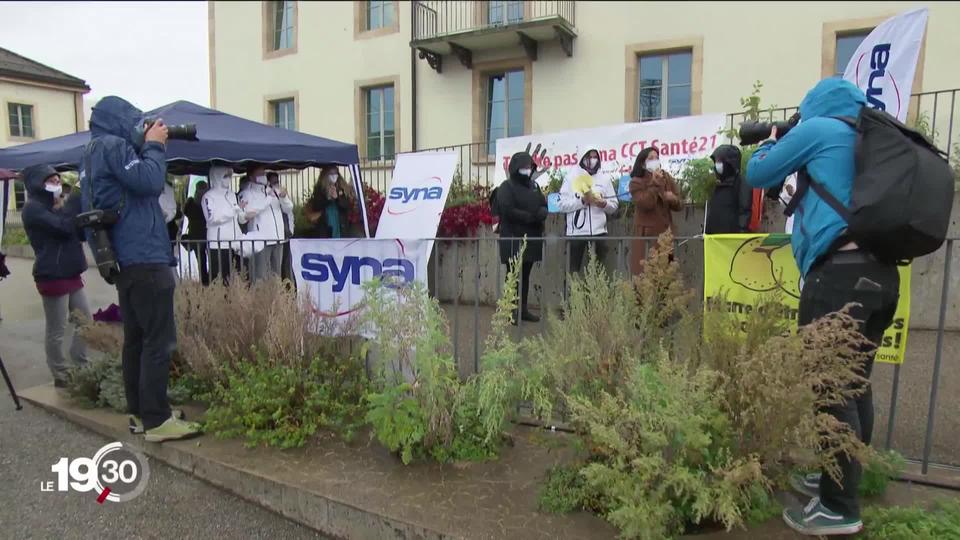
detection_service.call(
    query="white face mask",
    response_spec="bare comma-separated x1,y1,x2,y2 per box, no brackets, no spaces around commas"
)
645,159,661,172
327,173,338,184
586,157,599,169
255,175,268,185
518,168,532,177
45,184,62,197
715,162,724,175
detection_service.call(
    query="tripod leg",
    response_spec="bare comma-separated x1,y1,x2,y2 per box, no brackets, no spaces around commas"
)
0,355,22,411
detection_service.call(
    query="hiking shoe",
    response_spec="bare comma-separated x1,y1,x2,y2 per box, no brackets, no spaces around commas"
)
144,415,202,443
129,409,186,434
783,497,863,536
790,471,821,498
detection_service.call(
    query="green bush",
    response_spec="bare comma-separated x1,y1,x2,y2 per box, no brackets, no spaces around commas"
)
1,225,28,247
203,353,367,449
860,449,906,497
66,356,126,412
677,157,715,205
862,498,960,540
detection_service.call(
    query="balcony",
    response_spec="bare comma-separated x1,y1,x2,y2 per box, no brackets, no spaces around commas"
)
412,1,576,73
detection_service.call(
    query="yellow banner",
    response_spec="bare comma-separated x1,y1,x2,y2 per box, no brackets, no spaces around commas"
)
703,234,910,364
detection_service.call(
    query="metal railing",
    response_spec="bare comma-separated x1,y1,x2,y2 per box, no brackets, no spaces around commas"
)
413,0,575,41
726,88,960,159
169,234,960,476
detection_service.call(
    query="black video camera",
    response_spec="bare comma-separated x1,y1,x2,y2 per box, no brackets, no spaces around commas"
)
738,112,801,146
76,209,122,284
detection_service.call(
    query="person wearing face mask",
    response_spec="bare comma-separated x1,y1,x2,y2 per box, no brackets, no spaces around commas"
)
202,166,250,285
20,164,91,388
496,151,548,324
556,146,619,274
303,166,353,238
704,145,753,234
267,172,295,280
628,147,682,275
239,166,294,282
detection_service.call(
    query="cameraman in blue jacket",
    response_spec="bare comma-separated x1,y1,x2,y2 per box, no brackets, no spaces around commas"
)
82,96,200,442
746,78,900,537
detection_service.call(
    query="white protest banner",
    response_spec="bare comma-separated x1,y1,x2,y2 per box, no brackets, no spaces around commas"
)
376,151,459,243
290,238,430,333
493,114,728,188
842,7,927,122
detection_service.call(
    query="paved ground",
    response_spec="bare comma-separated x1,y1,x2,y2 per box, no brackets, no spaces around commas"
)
0,257,324,539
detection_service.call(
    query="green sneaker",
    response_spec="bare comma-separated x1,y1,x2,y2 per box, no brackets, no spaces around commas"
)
144,415,202,443
128,409,186,434
783,497,863,536
789,471,821,498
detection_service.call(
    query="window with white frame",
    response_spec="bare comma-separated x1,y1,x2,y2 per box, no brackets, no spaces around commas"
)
637,51,692,121
270,98,296,131
8,103,34,138
365,85,395,160
366,1,395,31
486,70,525,155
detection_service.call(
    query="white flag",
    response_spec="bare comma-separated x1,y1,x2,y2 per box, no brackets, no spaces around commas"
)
842,8,928,122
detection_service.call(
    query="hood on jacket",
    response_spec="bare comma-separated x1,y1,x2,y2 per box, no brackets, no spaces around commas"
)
798,78,866,121
22,164,58,202
208,166,233,190
508,151,534,183
578,146,602,175
90,96,144,144
710,145,742,182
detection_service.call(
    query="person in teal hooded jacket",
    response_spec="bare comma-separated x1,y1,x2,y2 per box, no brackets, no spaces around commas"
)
747,78,900,537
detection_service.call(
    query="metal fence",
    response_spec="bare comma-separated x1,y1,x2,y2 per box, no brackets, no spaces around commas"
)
726,88,960,159
170,234,960,477
413,0,576,41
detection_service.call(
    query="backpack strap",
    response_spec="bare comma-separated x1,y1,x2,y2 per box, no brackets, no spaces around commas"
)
783,167,852,223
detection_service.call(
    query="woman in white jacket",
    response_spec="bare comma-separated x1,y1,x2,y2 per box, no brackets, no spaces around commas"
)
239,167,294,282
202,166,248,284
556,146,619,274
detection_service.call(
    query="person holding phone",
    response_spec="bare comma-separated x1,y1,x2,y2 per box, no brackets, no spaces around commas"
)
628,148,682,275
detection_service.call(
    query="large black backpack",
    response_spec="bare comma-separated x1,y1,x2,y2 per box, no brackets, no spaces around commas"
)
787,107,955,264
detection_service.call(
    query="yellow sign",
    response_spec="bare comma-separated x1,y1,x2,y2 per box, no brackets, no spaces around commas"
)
703,234,911,364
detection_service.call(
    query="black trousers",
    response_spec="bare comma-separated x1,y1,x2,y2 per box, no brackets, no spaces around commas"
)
798,250,899,519
117,264,177,431
568,235,609,274
504,260,535,312
209,248,235,285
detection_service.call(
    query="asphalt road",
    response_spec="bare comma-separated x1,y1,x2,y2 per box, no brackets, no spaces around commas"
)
0,257,324,540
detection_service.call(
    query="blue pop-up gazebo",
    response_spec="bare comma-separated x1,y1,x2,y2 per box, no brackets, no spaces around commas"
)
0,100,369,235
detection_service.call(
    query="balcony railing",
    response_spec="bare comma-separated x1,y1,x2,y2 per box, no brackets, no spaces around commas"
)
413,0,575,42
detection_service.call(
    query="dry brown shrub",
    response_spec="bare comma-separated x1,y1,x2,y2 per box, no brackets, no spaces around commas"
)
71,311,123,358
698,293,875,484
174,277,357,384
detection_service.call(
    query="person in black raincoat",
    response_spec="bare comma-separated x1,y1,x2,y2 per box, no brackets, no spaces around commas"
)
705,145,752,234
495,151,548,323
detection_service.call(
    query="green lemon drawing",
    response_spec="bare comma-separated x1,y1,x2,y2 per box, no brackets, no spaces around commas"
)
769,244,802,299
729,237,780,292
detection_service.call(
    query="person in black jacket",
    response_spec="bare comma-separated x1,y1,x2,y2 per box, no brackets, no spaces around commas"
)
182,180,210,285
705,145,753,234
496,151,548,324
20,164,90,387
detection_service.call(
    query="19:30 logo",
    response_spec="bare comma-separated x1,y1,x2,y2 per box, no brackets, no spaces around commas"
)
43,442,151,503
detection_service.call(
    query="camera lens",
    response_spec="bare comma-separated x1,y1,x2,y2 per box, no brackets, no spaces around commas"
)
167,124,198,141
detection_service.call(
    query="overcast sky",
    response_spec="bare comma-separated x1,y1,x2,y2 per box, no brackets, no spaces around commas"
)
0,1,208,116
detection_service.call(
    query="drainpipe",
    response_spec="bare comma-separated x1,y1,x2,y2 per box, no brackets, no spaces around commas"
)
410,1,418,151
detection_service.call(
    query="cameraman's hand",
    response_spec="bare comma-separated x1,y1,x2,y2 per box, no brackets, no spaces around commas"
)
145,119,169,145
765,125,779,144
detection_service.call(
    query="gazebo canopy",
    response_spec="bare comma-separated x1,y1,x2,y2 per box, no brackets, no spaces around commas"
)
0,100,359,175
